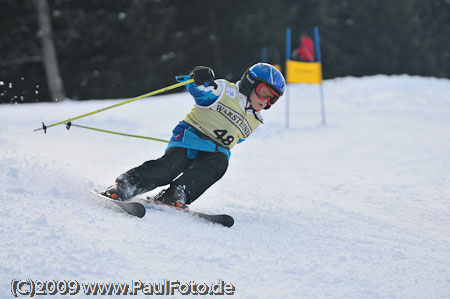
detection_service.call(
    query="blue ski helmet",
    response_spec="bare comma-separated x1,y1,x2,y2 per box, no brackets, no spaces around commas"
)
239,63,286,103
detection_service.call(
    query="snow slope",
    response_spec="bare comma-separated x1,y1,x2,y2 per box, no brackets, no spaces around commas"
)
1,75,449,298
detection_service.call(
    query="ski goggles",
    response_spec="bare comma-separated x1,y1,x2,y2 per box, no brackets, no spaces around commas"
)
255,82,280,105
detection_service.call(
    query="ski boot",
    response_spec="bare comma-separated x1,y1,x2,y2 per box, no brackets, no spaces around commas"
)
154,185,189,209
101,184,124,201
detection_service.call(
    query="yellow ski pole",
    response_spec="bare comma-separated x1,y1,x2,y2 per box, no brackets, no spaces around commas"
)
34,79,194,133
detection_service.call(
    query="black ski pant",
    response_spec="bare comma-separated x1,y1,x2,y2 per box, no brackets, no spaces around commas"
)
115,147,228,203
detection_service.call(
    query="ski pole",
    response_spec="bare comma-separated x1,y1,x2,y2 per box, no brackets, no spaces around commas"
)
66,122,169,143
34,79,194,133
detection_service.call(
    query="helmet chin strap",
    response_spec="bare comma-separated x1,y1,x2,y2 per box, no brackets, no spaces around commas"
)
252,109,264,124
245,95,264,124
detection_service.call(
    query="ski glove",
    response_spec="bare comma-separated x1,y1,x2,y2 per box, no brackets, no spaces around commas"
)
190,66,217,88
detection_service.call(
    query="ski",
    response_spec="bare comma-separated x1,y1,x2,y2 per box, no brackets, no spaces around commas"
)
88,189,146,218
143,197,234,228
88,189,233,227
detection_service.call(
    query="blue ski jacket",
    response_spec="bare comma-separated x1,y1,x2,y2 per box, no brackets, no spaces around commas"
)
166,76,231,159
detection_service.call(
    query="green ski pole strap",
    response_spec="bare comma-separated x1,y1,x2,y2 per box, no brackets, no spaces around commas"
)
66,123,169,143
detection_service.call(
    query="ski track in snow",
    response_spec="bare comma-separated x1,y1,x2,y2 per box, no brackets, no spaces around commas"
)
1,75,449,298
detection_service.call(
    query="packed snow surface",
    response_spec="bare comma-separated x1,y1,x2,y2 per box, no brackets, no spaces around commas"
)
1,75,449,298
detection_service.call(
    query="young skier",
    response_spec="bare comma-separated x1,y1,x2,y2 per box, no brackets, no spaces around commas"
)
103,63,286,209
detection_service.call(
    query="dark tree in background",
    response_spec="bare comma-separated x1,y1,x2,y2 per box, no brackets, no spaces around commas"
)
316,0,450,77
35,0,66,101
0,0,449,103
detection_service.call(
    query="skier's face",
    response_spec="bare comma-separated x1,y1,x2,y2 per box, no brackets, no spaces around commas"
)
249,89,268,111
